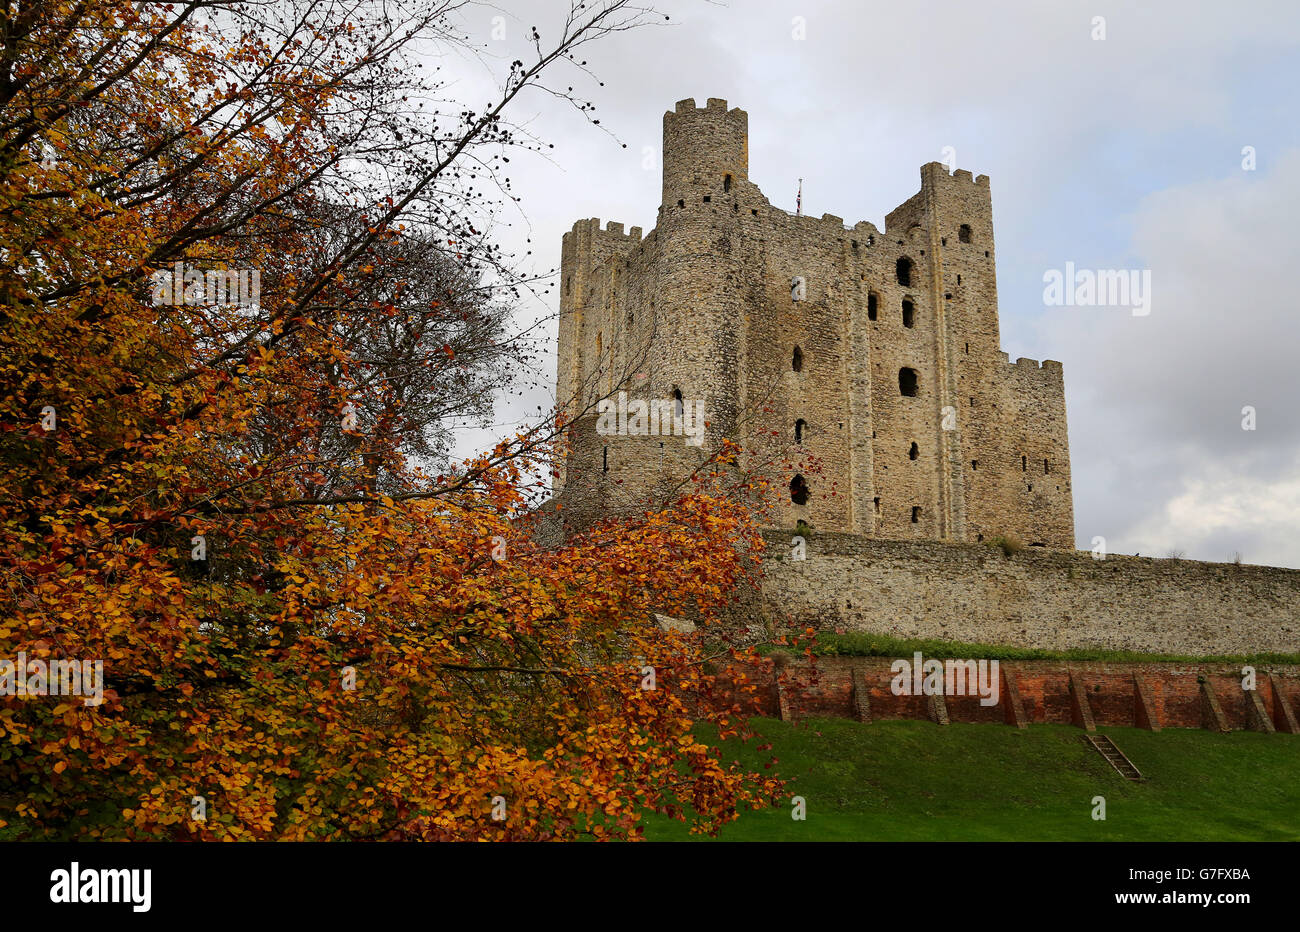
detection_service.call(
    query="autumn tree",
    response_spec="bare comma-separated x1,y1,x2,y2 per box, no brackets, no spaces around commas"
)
0,0,781,840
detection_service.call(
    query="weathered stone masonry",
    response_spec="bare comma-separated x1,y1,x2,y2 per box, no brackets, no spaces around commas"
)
763,531,1300,656
555,97,1072,549
549,97,1300,658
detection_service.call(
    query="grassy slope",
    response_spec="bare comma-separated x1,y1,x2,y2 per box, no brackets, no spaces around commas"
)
642,718,1300,841
762,632,1300,665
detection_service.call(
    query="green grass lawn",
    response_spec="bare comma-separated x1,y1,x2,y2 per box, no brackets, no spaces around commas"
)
642,718,1300,841
760,631,1300,665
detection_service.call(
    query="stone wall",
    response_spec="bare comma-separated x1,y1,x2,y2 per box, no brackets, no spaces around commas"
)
761,530,1300,655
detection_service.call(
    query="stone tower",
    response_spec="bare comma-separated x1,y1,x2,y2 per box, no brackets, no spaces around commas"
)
553,97,1074,549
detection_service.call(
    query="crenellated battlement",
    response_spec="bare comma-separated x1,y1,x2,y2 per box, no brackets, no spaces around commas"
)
921,160,991,188
670,96,748,121
1012,356,1065,374
778,211,883,240
565,217,644,241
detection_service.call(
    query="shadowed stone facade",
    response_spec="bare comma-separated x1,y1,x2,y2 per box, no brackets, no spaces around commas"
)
554,97,1073,548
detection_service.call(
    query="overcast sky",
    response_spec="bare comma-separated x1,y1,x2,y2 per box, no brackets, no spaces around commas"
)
440,0,1300,567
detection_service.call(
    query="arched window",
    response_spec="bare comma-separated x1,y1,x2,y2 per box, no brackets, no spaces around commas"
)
911,506,922,523
898,367,919,397
672,388,684,420
959,224,972,244
908,442,919,461
791,346,803,372
896,256,912,286
794,419,806,443
867,292,878,321
723,174,732,193
790,474,809,506
902,299,914,328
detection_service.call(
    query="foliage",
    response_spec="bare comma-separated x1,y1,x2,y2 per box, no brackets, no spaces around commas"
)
987,533,1026,557
0,0,782,840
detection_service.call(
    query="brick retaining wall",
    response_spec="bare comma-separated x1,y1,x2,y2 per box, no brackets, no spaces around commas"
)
737,656,1300,732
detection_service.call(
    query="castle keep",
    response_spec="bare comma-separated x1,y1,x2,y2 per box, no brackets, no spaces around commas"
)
555,97,1073,548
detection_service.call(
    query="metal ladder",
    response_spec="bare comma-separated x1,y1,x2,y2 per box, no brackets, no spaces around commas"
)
1085,734,1143,781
